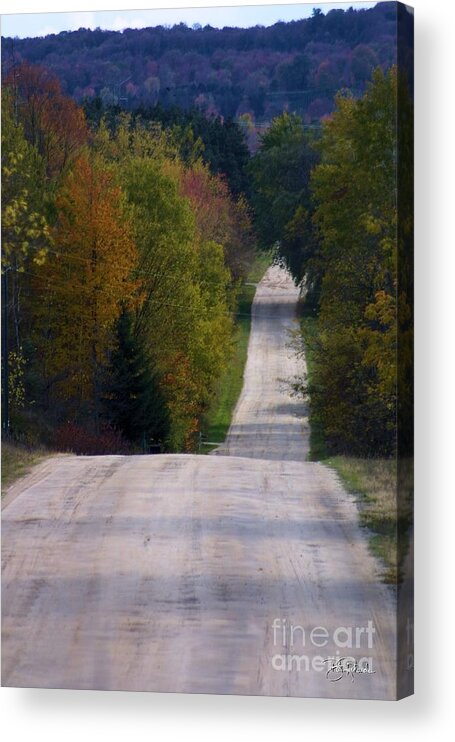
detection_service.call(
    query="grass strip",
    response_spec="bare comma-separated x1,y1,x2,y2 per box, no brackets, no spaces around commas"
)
1,441,50,495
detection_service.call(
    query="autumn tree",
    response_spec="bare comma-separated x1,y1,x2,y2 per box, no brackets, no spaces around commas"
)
1,90,51,429
94,116,237,449
120,154,233,450
1,91,50,273
178,159,256,284
4,62,88,178
307,67,401,455
3,75,254,453
32,154,138,425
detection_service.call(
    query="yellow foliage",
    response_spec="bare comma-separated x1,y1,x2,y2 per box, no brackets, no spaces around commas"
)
33,154,138,410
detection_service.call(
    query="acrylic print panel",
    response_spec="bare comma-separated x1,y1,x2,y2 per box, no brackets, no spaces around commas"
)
0,2,414,700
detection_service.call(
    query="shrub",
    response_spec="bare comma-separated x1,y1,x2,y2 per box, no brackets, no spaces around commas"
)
54,422,131,455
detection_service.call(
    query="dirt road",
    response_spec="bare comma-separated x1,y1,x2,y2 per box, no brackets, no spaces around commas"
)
1,266,397,699
215,265,309,461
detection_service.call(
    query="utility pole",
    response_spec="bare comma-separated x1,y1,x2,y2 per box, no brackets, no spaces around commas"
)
2,268,10,436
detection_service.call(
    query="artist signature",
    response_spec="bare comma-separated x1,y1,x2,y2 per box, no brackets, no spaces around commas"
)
323,657,376,683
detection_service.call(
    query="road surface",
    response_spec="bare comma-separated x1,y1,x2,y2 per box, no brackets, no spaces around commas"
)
215,265,309,461
2,266,397,699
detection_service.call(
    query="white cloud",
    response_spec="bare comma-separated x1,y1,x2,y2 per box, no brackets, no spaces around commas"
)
111,16,148,32
35,25,59,37
67,11,96,31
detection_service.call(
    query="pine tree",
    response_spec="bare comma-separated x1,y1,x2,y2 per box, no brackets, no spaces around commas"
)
103,310,170,450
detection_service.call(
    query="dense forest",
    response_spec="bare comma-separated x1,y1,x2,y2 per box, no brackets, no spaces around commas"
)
249,64,413,457
2,3,400,125
2,62,256,453
2,4,413,460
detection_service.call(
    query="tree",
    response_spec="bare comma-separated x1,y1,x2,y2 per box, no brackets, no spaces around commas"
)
275,54,310,91
307,67,401,455
102,104,252,197
1,90,50,352
4,62,88,178
1,90,51,431
122,154,235,450
249,111,320,284
102,310,170,448
1,91,50,273
351,45,379,84
178,159,255,283
95,118,238,450
33,154,138,423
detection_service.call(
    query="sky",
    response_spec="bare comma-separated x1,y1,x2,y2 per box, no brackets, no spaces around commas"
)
1,2,376,39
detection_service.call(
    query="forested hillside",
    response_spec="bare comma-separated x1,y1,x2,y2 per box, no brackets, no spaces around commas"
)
2,62,256,454
2,3,413,462
2,3,399,123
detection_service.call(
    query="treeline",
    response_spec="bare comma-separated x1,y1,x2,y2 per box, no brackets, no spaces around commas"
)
83,99,251,197
250,66,413,457
2,3,400,122
2,62,256,453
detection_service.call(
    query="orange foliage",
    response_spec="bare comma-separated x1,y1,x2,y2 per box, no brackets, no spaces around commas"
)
161,352,201,450
33,155,139,410
5,62,88,177
179,161,255,282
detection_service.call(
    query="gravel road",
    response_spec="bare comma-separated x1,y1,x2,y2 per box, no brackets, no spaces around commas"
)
1,266,397,699
214,264,309,461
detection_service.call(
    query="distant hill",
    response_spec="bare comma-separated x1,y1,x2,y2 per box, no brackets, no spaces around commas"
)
2,2,400,122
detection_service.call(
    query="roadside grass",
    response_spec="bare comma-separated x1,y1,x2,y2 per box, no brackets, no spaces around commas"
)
1,440,50,495
300,314,413,584
298,315,327,462
200,251,272,452
326,456,412,583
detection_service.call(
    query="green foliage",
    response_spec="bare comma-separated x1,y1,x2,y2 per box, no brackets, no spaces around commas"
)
102,311,170,448
201,251,271,450
98,120,240,451
86,102,251,198
2,64,256,455
1,93,50,271
249,112,320,284
307,67,400,456
2,90,52,434
120,156,204,449
31,153,138,422
8,350,26,412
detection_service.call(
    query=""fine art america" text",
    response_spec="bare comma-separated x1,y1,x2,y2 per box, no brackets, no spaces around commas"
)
270,618,376,679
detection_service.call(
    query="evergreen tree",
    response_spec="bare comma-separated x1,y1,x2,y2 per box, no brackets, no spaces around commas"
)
103,310,170,450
